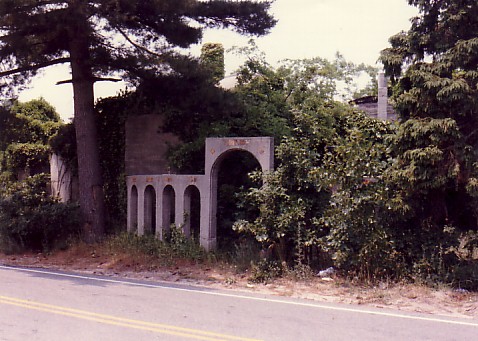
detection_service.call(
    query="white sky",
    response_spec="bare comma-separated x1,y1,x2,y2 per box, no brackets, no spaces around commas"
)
18,0,418,121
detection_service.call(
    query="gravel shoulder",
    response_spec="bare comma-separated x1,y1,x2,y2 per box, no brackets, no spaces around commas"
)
1,246,477,320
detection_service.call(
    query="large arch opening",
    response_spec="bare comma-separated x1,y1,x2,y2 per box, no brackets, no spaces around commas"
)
213,150,262,251
130,185,138,233
184,185,201,241
162,185,176,231
144,185,156,235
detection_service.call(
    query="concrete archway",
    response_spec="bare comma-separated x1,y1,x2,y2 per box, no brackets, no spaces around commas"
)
202,137,274,250
126,137,274,251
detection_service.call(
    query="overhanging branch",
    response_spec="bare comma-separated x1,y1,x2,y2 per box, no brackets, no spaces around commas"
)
0,57,70,77
56,77,122,85
115,25,163,58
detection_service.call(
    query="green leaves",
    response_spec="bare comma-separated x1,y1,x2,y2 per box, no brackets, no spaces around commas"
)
0,98,61,177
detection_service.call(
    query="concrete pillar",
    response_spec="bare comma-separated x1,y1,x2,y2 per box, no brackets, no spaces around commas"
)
200,179,216,251
137,185,145,235
175,185,185,230
50,153,73,202
378,72,388,121
156,184,165,240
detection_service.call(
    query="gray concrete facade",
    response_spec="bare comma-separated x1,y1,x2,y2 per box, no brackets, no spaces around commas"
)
126,137,274,251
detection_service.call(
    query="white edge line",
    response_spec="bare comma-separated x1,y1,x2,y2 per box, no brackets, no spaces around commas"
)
1,264,477,328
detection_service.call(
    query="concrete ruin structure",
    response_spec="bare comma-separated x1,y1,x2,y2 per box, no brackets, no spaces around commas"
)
126,136,274,251
350,72,397,121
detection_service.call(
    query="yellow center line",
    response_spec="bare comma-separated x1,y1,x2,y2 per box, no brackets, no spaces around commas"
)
0,295,261,341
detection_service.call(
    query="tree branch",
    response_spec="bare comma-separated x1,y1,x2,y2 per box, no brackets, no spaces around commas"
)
0,57,70,77
56,77,122,85
114,25,163,58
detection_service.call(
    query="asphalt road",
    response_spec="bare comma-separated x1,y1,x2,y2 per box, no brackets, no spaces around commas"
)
0,265,476,341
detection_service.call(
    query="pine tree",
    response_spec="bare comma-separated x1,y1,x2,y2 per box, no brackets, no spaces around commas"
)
0,0,276,242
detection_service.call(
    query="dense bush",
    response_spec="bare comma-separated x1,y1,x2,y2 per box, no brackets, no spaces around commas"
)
0,174,81,253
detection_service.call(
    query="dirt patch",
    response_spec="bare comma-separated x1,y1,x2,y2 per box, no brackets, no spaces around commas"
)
1,244,477,320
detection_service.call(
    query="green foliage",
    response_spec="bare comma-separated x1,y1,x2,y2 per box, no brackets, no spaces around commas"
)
10,98,60,122
1,98,61,178
167,224,206,261
249,259,284,284
95,96,130,232
234,104,349,264
48,123,77,174
201,43,225,84
0,99,61,147
4,143,51,175
316,114,399,279
164,44,379,173
0,174,81,253
107,228,206,263
377,0,478,285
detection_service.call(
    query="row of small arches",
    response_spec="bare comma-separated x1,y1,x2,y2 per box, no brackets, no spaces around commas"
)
129,184,201,239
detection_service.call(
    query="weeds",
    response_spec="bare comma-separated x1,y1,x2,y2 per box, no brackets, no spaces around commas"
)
249,259,284,284
107,226,206,265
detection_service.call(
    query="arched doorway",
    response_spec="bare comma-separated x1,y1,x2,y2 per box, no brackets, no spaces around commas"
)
144,185,156,235
162,185,176,230
184,185,201,241
212,150,262,250
130,185,138,233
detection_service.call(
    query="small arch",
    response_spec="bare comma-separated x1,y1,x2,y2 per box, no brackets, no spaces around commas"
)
144,185,156,235
184,185,201,241
130,185,138,233
162,185,176,230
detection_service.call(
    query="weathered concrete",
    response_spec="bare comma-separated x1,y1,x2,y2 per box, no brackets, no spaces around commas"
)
127,137,274,251
377,72,388,121
125,114,181,175
50,153,78,202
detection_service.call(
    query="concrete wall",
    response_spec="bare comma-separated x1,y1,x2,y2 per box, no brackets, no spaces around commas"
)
125,114,181,175
50,153,78,202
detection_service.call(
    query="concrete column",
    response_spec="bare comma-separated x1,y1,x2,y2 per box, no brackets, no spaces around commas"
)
182,189,191,238
127,184,132,232
156,184,165,240
200,178,216,252
378,72,388,121
175,186,185,230
137,185,145,235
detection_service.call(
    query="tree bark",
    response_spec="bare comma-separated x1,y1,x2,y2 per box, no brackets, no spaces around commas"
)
68,3,105,242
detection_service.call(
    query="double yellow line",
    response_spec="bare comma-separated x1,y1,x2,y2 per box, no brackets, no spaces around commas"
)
0,295,261,341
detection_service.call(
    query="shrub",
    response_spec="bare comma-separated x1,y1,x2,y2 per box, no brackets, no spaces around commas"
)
249,259,284,283
0,174,81,253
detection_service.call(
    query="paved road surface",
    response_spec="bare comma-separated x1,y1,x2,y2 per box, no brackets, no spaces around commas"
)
0,265,476,340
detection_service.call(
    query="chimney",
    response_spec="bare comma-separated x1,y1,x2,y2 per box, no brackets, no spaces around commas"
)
377,72,388,121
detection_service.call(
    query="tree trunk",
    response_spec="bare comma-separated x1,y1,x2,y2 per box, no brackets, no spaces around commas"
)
68,5,105,242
